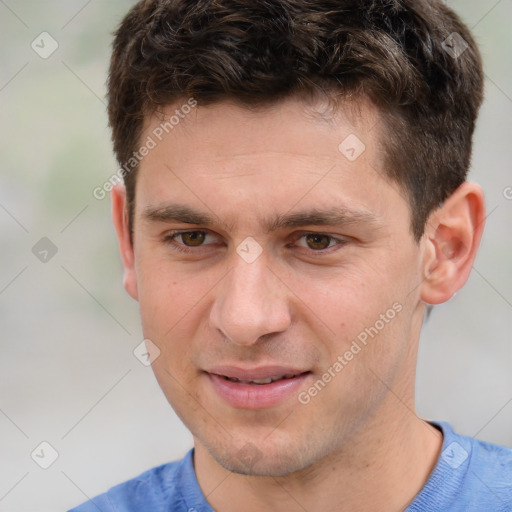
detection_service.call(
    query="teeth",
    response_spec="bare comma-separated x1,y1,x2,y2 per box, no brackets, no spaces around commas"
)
224,375,298,384
248,377,273,384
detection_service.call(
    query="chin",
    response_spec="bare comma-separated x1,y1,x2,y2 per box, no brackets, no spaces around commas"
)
202,434,325,477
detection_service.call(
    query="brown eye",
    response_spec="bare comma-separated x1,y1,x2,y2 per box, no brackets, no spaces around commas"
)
180,231,206,246
305,233,332,250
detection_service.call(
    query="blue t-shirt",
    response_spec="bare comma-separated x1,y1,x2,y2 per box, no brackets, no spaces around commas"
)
68,422,512,511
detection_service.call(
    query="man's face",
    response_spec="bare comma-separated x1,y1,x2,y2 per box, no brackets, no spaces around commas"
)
123,97,428,476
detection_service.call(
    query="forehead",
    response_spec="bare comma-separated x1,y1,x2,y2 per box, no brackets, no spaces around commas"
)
143,95,381,157
135,96,408,233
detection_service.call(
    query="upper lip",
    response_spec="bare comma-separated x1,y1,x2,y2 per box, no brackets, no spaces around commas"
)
206,365,310,380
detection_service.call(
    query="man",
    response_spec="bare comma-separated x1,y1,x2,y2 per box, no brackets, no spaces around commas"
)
70,0,512,510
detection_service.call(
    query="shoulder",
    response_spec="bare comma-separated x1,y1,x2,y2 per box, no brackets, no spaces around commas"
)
67,450,198,512
408,422,512,512
466,428,512,494
440,422,512,510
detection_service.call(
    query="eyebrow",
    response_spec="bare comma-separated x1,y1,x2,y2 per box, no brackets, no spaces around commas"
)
142,203,379,232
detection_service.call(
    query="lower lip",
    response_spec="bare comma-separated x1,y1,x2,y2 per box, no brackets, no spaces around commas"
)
206,372,311,409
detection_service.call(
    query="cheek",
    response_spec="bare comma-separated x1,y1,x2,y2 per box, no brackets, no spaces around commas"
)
288,261,393,332
135,253,219,363
136,248,192,319
291,256,414,376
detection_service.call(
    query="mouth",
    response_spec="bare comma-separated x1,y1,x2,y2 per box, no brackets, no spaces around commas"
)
204,366,312,409
219,373,305,385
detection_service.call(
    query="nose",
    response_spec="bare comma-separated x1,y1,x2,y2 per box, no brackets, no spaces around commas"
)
209,252,292,346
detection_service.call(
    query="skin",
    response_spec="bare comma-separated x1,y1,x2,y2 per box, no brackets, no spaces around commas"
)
112,96,485,512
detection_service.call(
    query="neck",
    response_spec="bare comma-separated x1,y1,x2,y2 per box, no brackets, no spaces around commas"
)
194,401,443,512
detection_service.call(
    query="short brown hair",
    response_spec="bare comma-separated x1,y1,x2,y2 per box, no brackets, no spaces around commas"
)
107,0,483,240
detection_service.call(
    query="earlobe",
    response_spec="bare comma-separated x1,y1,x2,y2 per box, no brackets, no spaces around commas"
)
420,182,485,305
111,184,139,301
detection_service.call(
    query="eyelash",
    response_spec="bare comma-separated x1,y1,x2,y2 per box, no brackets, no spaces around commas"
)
162,230,348,255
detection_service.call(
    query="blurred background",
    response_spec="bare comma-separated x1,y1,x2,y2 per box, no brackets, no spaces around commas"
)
0,1,511,510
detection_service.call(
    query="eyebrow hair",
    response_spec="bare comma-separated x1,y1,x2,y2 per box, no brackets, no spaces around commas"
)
142,203,379,232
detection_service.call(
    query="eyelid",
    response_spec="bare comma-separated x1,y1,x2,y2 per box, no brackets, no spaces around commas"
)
292,231,350,258
163,229,349,256
163,229,218,248
291,231,349,251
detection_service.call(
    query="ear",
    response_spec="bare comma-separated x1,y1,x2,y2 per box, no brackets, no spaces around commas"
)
111,184,138,301
420,182,485,305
